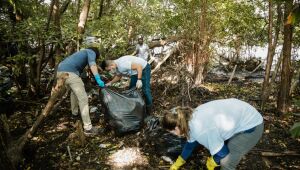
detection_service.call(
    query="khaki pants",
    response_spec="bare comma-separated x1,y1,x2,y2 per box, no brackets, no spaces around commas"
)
57,72,92,130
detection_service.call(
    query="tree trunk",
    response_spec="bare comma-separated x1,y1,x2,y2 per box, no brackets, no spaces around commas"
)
77,0,91,34
277,0,293,113
271,50,283,84
290,66,300,95
261,0,275,110
60,0,71,16
7,73,69,166
0,133,15,170
53,0,62,68
194,0,209,86
29,0,55,96
77,0,91,50
0,114,15,169
98,0,105,19
127,0,135,46
76,0,81,16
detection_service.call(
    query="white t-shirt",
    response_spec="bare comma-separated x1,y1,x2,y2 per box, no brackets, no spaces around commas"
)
114,55,147,76
136,44,149,61
188,98,263,155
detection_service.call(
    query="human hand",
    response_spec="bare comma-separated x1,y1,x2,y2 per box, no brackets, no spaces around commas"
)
170,156,185,170
94,74,105,88
105,82,112,87
136,79,142,89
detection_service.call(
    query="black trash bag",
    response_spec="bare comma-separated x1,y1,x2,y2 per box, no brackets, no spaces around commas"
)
100,88,145,135
143,127,186,160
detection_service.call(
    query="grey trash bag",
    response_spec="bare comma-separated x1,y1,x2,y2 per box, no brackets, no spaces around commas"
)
100,88,146,135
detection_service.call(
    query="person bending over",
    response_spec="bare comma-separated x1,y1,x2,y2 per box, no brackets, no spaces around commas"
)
57,47,104,136
163,98,264,170
101,55,153,117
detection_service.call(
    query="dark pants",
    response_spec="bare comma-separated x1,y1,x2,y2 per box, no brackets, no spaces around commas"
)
129,64,152,106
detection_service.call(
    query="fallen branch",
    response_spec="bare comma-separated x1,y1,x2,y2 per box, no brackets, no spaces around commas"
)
151,43,178,74
261,151,300,157
67,145,73,161
249,62,263,74
7,73,69,166
227,64,237,85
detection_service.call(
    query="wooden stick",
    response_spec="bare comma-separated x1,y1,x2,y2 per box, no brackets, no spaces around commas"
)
261,151,300,157
148,56,156,64
227,64,237,85
249,62,262,74
67,145,73,161
151,43,178,74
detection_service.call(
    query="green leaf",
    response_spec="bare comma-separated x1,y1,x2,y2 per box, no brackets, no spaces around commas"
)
290,122,300,138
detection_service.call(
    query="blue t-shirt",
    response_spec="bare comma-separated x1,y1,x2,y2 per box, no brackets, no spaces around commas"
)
57,49,97,75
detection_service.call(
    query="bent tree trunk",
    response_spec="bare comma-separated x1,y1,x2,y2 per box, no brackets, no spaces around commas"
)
7,73,69,167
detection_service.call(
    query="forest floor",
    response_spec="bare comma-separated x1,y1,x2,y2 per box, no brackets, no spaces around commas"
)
7,71,300,170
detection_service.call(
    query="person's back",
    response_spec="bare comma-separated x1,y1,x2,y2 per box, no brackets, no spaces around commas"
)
115,55,147,76
58,49,97,75
189,98,263,154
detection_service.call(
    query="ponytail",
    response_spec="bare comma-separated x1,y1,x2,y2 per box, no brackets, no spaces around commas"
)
176,107,193,137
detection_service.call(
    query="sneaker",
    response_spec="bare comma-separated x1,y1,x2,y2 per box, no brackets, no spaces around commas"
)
83,127,103,136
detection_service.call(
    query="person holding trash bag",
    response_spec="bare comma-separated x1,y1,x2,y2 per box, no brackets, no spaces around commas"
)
56,47,104,136
101,55,153,117
162,98,264,170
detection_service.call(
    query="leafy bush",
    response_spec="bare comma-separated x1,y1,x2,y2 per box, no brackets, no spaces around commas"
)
290,122,300,138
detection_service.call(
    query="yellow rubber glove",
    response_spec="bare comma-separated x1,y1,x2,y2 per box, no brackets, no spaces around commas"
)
206,156,220,170
170,156,186,170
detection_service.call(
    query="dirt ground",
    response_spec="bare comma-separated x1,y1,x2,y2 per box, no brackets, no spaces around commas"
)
8,75,300,170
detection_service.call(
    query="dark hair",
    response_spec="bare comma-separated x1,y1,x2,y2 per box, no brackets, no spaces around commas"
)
87,47,100,59
100,60,107,70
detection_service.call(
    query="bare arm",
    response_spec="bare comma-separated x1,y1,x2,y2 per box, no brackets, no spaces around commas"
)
131,63,143,79
108,75,122,84
90,64,99,76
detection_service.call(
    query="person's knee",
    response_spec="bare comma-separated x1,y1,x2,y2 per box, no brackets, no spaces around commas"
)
77,93,88,103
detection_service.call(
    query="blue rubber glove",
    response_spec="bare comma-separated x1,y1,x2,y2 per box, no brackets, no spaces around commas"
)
213,144,229,164
94,74,104,88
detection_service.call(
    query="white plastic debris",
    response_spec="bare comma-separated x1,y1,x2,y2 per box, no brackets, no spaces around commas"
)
161,156,174,164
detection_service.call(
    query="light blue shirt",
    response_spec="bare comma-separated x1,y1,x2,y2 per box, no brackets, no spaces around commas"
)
115,55,147,76
188,98,263,155
57,49,97,75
